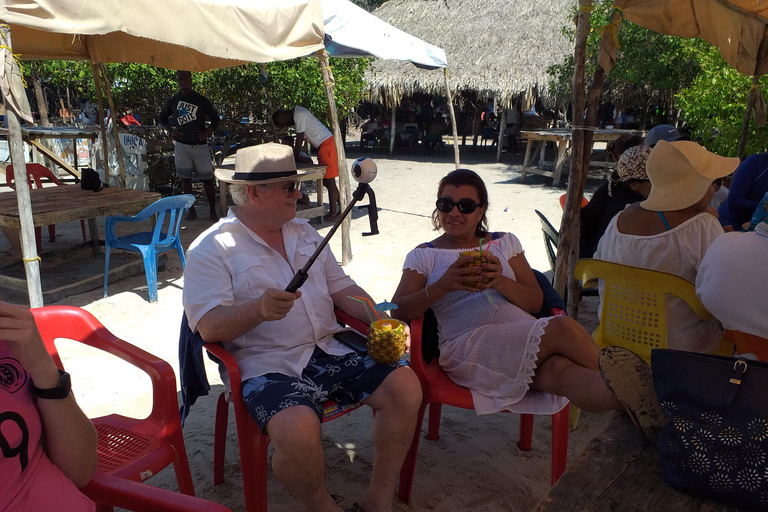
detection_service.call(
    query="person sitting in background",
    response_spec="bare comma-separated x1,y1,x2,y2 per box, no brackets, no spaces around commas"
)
400,114,421,150
717,152,768,230
580,145,653,259
359,115,381,150
696,216,768,342
605,134,643,162
644,124,683,147
1,300,97,511
391,169,628,418
594,140,737,353
280,136,311,205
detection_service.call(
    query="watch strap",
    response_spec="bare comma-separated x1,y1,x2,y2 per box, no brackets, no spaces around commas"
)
32,369,71,400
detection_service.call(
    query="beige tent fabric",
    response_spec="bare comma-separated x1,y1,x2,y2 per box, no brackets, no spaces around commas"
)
0,0,325,71
602,0,768,76
0,28,32,122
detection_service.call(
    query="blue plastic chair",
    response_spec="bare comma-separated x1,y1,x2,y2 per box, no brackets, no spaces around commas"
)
103,194,195,302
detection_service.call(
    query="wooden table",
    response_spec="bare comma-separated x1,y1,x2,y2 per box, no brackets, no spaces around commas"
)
532,413,739,512
0,126,101,179
0,186,160,298
520,129,643,186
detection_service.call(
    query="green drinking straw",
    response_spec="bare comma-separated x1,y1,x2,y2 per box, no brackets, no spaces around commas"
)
349,295,382,322
478,237,484,251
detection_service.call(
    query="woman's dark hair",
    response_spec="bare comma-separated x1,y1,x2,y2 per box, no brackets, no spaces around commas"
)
606,134,643,161
431,169,489,237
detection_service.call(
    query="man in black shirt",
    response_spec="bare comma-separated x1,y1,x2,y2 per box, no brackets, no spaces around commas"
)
159,71,220,221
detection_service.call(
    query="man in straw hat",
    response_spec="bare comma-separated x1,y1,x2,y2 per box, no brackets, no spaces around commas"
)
182,143,421,512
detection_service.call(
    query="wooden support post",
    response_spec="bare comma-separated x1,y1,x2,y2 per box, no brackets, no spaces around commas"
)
91,62,110,181
259,63,280,143
554,0,591,306
100,64,127,187
496,107,506,163
737,29,768,160
389,104,397,156
317,50,352,265
444,69,460,168
1,26,43,307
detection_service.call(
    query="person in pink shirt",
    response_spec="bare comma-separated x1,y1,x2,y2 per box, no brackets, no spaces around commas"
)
1,301,97,511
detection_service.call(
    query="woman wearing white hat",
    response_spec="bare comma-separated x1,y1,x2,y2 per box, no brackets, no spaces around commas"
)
593,140,739,353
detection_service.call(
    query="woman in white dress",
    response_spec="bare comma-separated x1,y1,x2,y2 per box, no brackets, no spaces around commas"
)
391,169,623,416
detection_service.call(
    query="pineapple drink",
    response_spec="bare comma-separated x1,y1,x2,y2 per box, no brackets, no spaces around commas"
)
459,250,491,288
367,319,407,364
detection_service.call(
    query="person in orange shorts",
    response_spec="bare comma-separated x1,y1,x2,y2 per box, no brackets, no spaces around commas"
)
274,107,342,218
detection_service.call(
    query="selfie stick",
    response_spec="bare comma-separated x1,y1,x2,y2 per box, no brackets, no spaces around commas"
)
285,158,379,294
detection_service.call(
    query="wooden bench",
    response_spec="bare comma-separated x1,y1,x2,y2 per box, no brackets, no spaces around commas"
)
532,413,739,512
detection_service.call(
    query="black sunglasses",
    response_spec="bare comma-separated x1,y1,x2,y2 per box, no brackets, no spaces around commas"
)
436,197,483,214
713,178,724,192
271,181,300,197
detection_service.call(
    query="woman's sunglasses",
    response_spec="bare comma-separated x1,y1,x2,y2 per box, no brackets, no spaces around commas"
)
436,197,482,214
713,178,724,192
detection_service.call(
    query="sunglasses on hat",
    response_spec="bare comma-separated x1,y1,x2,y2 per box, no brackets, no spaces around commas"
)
436,197,483,214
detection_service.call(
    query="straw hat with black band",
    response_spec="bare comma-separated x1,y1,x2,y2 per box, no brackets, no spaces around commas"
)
214,143,326,185
640,140,740,212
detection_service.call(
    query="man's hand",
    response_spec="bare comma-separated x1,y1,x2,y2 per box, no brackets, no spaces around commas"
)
256,289,302,322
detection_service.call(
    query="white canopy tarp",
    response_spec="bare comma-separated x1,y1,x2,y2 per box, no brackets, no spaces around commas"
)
321,0,447,69
0,0,325,71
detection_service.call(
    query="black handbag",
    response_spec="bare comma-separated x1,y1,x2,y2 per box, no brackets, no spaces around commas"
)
652,349,768,511
80,167,105,192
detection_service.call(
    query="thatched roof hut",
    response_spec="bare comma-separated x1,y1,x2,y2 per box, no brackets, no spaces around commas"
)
367,0,573,107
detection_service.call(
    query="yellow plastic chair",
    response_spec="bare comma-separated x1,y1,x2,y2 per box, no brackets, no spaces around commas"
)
569,259,733,429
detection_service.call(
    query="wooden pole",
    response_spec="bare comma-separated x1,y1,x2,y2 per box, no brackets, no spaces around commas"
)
738,75,760,161
553,0,591,305
389,103,397,156
259,63,280,143
562,6,620,318
317,50,352,265
496,105,506,162
1,25,43,307
443,68,460,168
99,64,126,187
90,63,110,181
737,30,768,160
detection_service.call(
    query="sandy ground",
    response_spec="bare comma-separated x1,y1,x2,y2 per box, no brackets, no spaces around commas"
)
0,145,609,512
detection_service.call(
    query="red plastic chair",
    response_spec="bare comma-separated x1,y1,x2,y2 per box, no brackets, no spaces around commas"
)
397,308,571,504
6,163,87,251
32,306,195,500
204,309,418,512
723,329,768,361
559,192,589,210
83,471,231,512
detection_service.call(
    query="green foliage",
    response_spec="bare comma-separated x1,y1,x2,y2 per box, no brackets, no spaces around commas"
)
676,41,768,156
266,57,370,125
26,57,369,128
547,1,700,124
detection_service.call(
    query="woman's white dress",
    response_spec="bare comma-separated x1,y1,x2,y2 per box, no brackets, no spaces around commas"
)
403,233,569,415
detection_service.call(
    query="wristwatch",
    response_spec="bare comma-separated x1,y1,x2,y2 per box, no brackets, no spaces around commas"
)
32,369,71,400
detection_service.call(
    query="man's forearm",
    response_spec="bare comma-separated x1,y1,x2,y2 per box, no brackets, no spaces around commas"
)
196,301,264,343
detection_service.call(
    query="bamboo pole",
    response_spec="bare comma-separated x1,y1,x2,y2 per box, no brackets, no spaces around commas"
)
443,68,460,168
90,62,110,181
317,50,352,265
1,25,43,307
99,64,126,187
553,0,591,305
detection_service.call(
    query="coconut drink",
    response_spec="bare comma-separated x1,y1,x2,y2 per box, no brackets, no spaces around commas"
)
367,319,407,364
